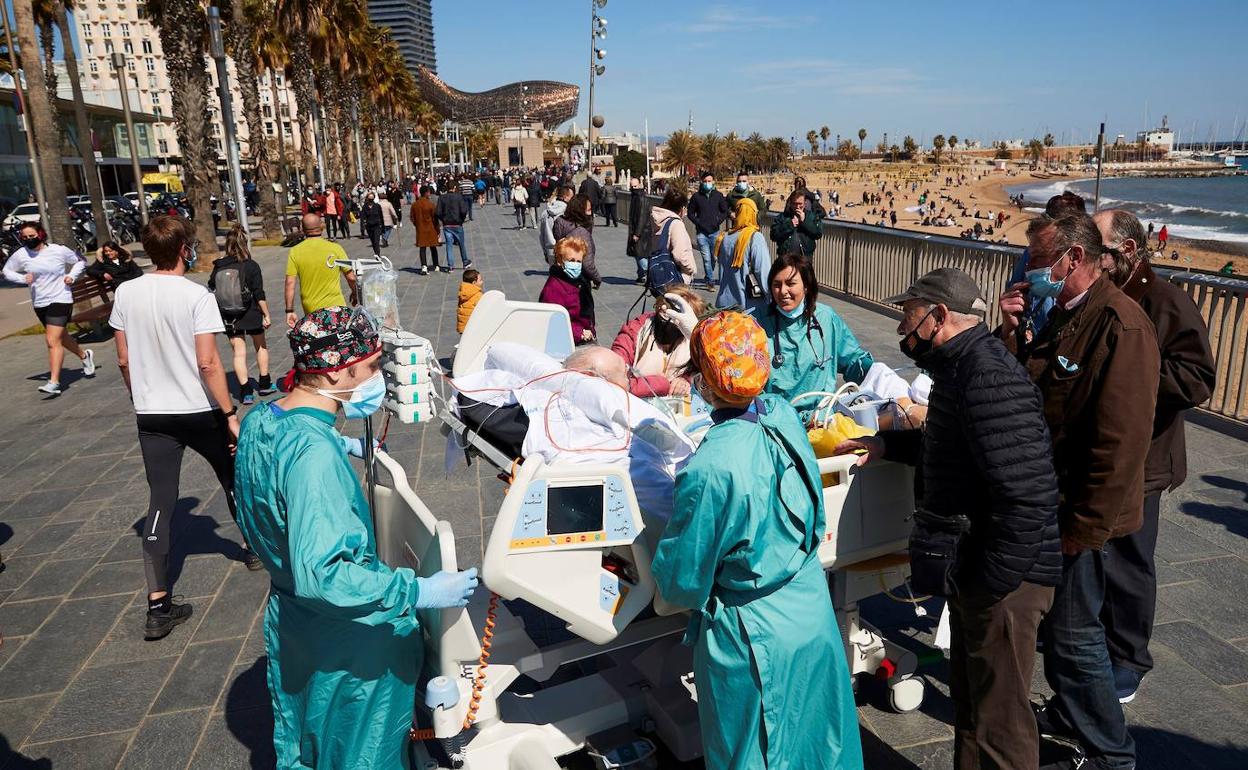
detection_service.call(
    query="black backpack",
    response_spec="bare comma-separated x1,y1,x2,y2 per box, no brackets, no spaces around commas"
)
213,265,251,318
645,219,683,298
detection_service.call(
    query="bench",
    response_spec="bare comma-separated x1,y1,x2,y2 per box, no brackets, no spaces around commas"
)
69,276,115,336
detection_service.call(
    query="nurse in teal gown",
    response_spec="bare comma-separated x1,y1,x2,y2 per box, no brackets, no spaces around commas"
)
755,253,873,421
651,310,864,770
234,307,477,769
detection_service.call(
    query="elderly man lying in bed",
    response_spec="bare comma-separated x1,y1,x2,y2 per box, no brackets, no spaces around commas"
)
448,342,697,523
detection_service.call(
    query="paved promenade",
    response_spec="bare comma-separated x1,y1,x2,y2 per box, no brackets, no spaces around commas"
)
1,201,1246,768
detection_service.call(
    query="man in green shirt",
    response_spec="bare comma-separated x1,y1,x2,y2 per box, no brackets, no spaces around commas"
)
284,214,359,327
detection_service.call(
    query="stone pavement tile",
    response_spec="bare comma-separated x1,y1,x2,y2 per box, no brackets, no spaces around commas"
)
151,638,244,715
1153,596,1193,626
7,556,98,603
17,731,133,770
71,559,145,599
78,504,146,536
1169,500,1248,559
0,518,45,556
117,707,209,770
99,532,144,563
217,658,269,715
0,693,56,757
191,567,269,644
856,670,954,750
33,453,123,492
1,487,83,522
1124,645,1248,766
10,521,85,558
1172,554,1248,599
48,496,107,525
56,530,129,560
0,594,130,697
0,634,23,671
1157,577,1248,640
0,598,56,637
88,601,205,669
1155,517,1231,564
29,657,177,743
187,705,275,770
895,738,955,769
166,555,233,601
1155,560,1197,588
1152,620,1248,686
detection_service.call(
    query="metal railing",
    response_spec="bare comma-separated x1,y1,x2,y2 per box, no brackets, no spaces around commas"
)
615,192,1248,423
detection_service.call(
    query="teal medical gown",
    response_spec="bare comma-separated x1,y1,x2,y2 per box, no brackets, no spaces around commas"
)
652,395,864,770
756,303,873,421
234,403,421,769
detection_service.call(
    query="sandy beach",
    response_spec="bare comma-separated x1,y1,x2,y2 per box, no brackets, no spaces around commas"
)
744,160,1248,277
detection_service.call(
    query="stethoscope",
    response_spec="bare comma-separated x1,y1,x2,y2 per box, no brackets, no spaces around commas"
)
770,305,829,368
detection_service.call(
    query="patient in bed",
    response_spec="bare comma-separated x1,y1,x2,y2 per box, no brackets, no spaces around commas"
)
451,342,696,523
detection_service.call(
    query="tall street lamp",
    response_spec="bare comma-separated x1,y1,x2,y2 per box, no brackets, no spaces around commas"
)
110,52,149,225
587,0,607,161
207,6,248,231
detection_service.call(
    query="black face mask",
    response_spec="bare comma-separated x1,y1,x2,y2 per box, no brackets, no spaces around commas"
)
19,235,42,251
899,308,939,362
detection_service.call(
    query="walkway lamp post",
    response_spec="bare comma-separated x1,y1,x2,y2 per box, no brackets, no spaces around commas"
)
110,52,149,225
207,5,248,231
587,0,607,161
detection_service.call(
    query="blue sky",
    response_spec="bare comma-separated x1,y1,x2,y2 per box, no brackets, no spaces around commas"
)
435,0,1248,146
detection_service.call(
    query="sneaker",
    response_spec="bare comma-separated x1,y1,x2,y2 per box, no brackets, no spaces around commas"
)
1032,700,1079,743
1113,666,1141,704
418,266,429,275
242,392,256,406
242,548,264,571
463,260,474,269
82,348,96,377
256,382,277,396
441,266,451,273
144,597,193,640
37,381,62,396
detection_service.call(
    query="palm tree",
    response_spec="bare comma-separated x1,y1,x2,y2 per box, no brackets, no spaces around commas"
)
836,139,858,161
701,133,732,178
902,135,917,159
948,134,958,160
662,130,701,177
765,136,789,171
819,125,830,155
931,134,946,163
227,0,281,239
145,0,220,264
1028,138,1045,165
274,0,322,184
806,130,819,156
11,0,71,242
744,132,765,172
251,17,291,191
858,128,867,157
53,0,109,241
1043,132,1055,165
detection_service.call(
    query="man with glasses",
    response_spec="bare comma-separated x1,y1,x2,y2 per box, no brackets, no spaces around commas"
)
1093,209,1215,705
111,215,263,640
999,212,1159,769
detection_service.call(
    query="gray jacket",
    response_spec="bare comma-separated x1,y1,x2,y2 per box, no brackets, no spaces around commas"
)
539,199,568,260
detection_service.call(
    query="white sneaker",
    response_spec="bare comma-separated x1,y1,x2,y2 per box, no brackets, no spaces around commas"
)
82,348,96,377
38,381,62,396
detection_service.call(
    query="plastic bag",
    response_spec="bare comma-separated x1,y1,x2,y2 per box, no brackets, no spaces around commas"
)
362,268,399,329
807,413,875,458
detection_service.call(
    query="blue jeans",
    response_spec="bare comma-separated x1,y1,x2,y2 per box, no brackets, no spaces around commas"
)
382,225,393,245
443,225,469,267
461,194,474,221
696,232,717,283
635,256,648,281
1043,549,1135,768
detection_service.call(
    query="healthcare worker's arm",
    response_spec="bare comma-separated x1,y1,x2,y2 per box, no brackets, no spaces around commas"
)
284,440,421,625
652,465,734,610
823,306,874,383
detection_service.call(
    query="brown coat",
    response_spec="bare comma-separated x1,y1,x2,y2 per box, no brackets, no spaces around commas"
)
1121,262,1215,494
412,197,440,248
1023,274,1160,550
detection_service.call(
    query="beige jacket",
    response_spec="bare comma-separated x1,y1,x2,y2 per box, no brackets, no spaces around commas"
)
650,207,696,282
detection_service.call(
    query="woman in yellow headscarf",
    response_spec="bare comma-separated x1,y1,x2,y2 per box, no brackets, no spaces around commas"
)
713,197,772,316
651,311,864,770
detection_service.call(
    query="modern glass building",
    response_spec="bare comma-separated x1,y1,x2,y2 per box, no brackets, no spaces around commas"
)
367,0,437,78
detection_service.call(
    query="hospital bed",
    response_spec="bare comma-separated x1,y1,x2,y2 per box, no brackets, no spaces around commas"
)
371,291,925,769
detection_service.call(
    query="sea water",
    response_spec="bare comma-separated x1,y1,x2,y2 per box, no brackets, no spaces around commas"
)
1007,174,1248,244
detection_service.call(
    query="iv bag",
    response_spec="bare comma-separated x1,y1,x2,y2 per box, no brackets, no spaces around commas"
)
362,269,399,329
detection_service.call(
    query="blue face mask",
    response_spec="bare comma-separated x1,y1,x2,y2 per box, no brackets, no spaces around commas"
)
736,182,748,192
1025,249,1070,299
319,372,385,419
183,243,197,270
564,262,583,279
778,303,805,319
702,182,714,193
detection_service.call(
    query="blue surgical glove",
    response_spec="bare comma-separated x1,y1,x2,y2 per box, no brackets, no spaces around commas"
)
339,435,383,459
414,567,479,609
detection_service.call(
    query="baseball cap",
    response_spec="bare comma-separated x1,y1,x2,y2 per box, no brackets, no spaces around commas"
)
883,267,989,317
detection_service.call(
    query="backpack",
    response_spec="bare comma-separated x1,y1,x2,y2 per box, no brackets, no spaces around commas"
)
645,219,683,297
214,265,251,318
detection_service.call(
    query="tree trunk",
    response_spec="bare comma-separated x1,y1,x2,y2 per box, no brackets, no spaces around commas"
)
12,0,70,243
55,4,109,242
269,72,287,196
157,0,219,265
287,37,318,185
39,20,56,117
227,0,280,240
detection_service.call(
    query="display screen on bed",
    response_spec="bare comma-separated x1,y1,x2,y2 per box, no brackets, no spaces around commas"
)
546,484,604,535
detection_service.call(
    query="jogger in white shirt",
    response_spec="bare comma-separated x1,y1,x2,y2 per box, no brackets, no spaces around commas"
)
2,222,95,395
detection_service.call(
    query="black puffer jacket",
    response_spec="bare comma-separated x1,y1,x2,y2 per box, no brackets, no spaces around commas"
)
882,323,1061,596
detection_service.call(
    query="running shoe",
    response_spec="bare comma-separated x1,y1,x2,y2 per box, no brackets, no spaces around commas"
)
241,393,256,406
1113,666,1141,704
37,382,62,396
463,260,474,269
242,548,264,571
82,348,96,377
145,597,193,641
256,383,277,396
418,266,429,275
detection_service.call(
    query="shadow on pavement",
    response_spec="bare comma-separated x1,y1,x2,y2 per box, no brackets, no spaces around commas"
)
128,498,250,584
0,734,52,769
225,656,277,769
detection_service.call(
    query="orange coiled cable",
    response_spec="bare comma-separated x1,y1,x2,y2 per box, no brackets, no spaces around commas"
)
409,592,500,743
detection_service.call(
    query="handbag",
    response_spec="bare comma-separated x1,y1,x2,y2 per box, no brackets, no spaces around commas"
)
745,237,764,299
908,507,971,597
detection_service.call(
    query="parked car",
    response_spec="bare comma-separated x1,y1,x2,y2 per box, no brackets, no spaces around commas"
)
2,202,42,229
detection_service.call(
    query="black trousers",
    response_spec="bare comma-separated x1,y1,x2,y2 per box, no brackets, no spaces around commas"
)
418,246,439,269
603,202,618,226
137,411,237,594
366,224,383,255
1101,490,1162,675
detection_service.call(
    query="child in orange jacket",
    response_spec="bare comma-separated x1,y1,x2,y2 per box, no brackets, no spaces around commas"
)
457,269,484,333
